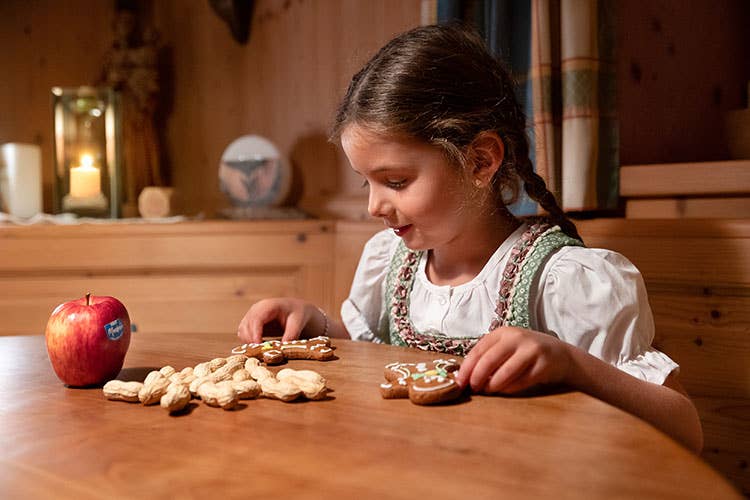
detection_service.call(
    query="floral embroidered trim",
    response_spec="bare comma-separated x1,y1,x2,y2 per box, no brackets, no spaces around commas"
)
488,223,551,331
502,228,583,328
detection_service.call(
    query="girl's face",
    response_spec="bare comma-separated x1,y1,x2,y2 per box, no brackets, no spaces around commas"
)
341,124,476,251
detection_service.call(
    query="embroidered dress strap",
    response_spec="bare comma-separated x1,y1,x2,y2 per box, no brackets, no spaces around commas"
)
489,224,584,330
384,241,419,347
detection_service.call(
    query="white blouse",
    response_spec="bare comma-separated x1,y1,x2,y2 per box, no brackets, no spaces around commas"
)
341,224,678,385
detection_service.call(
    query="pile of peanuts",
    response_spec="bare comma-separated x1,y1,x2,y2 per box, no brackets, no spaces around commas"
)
102,353,329,414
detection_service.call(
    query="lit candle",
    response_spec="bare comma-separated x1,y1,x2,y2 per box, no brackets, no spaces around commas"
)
62,153,107,213
69,154,102,198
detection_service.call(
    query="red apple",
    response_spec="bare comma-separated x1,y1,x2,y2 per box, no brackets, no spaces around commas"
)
45,293,131,387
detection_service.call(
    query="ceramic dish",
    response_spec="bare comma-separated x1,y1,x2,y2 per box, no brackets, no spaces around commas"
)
218,135,292,207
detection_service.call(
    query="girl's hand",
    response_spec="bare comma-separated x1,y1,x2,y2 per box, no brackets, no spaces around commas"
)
455,326,572,394
237,298,319,343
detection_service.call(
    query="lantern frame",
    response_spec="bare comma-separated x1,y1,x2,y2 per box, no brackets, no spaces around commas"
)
51,86,122,218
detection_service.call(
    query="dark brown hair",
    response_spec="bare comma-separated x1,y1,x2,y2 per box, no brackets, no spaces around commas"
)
331,23,580,240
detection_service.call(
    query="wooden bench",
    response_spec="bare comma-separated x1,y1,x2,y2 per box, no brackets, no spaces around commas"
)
578,218,749,495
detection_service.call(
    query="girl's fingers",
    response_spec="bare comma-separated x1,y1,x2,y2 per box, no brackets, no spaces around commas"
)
499,359,544,394
281,309,305,341
456,330,499,387
238,312,260,343
485,349,536,393
247,314,268,344
240,301,282,343
456,351,478,388
468,337,515,392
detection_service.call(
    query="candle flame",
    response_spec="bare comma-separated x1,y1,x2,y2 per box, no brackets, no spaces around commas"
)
80,154,95,168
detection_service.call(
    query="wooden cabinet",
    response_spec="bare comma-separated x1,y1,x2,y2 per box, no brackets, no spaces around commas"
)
0,220,335,336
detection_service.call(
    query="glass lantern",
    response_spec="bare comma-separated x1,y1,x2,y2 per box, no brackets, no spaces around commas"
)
51,86,122,217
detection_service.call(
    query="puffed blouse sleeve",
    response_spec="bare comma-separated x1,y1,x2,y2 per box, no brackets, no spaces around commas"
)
340,229,399,343
532,246,679,385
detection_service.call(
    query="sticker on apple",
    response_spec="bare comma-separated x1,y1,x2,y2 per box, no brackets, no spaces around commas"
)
105,318,125,340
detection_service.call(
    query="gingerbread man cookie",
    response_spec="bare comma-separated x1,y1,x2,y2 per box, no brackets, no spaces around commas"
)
231,340,285,364
231,336,335,365
380,359,463,405
279,336,335,361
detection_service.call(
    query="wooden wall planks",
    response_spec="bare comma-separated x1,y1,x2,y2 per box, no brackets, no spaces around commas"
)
620,161,750,198
0,0,422,217
0,220,336,337
0,0,116,209
148,0,423,218
2,2,748,219
616,0,750,165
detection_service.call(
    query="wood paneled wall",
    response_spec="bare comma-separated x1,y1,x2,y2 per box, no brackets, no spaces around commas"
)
0,220,336,336
149,0,422,217
0,0,422,217
2,1,747,218
0,0,116,210
616,0,750,165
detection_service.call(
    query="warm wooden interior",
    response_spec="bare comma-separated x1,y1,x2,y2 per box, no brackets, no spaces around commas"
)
1,1,747,218
585,219,750,494
1,0,748,496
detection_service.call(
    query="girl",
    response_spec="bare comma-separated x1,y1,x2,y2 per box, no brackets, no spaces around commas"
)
238,24,703,453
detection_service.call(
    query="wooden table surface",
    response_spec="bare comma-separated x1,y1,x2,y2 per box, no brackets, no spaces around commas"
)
0,333,740,499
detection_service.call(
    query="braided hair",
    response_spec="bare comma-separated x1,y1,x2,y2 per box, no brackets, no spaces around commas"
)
330,23,580,241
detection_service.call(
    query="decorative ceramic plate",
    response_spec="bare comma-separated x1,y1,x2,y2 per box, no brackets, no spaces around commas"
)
218,135,292,207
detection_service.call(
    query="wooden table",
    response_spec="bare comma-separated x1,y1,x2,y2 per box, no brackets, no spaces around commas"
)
0,333,740,499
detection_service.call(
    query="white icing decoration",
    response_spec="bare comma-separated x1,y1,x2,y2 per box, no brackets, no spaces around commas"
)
231,344,248,354
411,379,456,392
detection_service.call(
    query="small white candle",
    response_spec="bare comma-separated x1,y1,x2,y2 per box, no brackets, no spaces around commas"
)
0,143,42,218
69,154,102,198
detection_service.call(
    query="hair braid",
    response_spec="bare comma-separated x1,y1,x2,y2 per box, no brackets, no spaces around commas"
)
514,158,581,241
494,92,582,242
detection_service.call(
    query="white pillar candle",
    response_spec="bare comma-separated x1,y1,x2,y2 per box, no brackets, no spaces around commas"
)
69,154,102,198
0,143,42,218
61,153,107,213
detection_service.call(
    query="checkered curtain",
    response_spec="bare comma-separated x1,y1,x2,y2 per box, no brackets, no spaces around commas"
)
531,0,619,211
438,0,619,213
